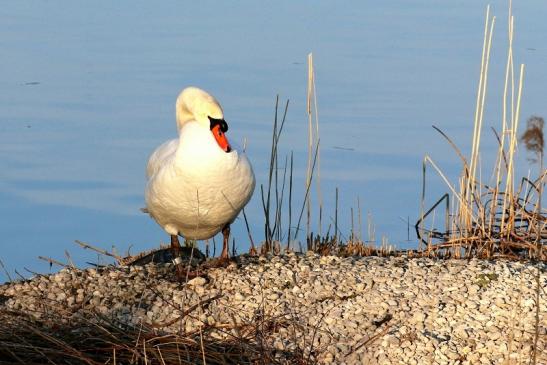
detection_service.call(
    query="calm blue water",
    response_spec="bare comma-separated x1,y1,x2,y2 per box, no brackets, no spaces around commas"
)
1,1,546,280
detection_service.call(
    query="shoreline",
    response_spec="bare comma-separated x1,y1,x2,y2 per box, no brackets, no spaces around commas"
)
1,253,545,364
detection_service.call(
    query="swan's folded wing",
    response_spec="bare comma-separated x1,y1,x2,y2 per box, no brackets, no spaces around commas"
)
146,139,178,178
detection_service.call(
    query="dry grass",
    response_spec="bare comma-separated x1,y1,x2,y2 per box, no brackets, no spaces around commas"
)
0,277,319,365
0,306,263,364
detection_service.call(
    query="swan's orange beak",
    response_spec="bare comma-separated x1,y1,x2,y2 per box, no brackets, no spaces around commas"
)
212,124,231,152
209,117,232,153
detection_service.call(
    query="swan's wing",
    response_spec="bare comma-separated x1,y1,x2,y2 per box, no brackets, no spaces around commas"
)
146,139,178,179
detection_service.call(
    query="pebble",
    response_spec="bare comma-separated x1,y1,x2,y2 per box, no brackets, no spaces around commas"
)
187,277,206,287
0,255,545,364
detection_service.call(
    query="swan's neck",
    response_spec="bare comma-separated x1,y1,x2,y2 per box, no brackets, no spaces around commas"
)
176,122,229,163
176,104,193,133
174,87,224,133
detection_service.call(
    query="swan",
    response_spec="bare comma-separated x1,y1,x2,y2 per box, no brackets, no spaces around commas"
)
145,87,255,264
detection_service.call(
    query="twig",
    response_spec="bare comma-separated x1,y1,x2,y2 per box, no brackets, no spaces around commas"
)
74,240,123,261
150,294,223,329
0,258,13,282
64,250,76,269
38,256,68,267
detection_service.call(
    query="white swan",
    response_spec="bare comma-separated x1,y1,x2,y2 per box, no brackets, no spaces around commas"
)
145,87,255,260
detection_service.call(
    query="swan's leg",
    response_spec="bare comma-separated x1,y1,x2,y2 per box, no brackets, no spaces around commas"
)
171,234,182,256
220,224,230,260
170,234,185,278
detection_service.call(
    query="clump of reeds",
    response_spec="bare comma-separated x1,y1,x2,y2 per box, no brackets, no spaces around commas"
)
258,54,322,255
416,5,546,261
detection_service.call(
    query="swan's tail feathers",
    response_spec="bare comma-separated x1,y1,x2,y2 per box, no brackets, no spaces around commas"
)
140,207,149,214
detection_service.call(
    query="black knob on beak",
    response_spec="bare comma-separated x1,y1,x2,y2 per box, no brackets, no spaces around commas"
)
208,116,229,132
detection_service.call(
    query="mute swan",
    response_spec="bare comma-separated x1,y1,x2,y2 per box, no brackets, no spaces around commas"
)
145,87,255,265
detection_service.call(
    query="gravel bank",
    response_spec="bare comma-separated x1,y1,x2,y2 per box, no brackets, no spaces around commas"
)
1,253,545,364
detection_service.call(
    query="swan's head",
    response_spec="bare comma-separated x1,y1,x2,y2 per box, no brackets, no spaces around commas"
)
175,87,232,153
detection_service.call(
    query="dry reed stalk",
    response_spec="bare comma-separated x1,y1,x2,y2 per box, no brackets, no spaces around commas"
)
350,207,355,242
294,141,320,242
490,13,514,234
498,9,518,236
306,53,314,238
357,196,363,242
423,155,476,224
367,211,375,245
466,6,492,217
74,240,123,262
334,187,339,243
463,7,495,241
428,208,436,253
287,152,294,250
500,63,525,240
312,60,323,239
306,53,322,239
38,256,69,269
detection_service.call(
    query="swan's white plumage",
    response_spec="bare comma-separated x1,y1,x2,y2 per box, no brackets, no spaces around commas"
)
145,87,255,239
146,139,178,179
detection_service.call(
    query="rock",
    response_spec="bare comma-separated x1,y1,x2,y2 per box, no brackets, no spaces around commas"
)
187,276,207,287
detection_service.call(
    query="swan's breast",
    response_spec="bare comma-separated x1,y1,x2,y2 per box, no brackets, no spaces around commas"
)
145,121,255,238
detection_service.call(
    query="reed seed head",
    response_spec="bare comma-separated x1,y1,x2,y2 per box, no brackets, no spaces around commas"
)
520,115,544,162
